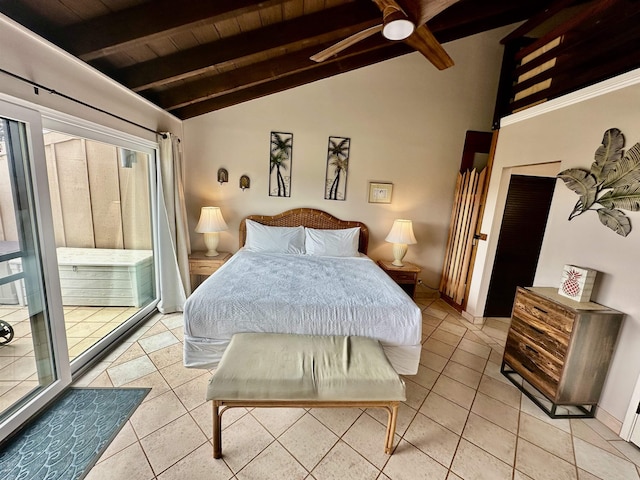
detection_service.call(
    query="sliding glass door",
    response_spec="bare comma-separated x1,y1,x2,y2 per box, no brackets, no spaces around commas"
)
38,126,157,371
0,101,71,443
0,101,160,442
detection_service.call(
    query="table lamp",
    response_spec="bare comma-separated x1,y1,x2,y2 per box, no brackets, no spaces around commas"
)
385,219,417,267
195,206,228,257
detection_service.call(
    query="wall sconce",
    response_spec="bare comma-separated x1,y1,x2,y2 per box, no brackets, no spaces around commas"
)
240,175,250,191
217,168,228,184
385,219,417,267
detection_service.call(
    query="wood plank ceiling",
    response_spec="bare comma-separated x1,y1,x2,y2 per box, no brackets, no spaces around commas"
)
0,0,601,120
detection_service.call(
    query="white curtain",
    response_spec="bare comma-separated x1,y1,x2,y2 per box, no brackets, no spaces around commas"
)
157,133,191,313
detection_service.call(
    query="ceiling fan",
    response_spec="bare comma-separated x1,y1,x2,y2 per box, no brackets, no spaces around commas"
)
310,0,460,70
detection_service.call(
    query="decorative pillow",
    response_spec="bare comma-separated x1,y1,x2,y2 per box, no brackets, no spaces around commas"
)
304,227,360,257
244,219,305,254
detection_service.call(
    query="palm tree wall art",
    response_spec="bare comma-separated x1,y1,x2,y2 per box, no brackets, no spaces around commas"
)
269,131,293,197
325,136,351,201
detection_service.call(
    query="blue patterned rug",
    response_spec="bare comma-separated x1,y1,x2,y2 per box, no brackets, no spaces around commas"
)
0,387,149,480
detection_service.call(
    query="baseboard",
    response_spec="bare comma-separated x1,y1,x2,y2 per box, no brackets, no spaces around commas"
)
595,406,623,436
461,310,486,325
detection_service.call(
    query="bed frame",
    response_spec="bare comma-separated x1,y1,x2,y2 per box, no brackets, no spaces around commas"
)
239,208,369,254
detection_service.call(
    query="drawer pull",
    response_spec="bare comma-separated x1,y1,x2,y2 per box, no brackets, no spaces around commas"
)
524,344,537,354
533,306,548,315
530,325,544,335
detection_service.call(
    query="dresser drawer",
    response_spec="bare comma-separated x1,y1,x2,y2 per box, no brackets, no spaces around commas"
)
514,288,575,337
388,272,417,283
509,315,569,362
504,330,562,399
189,262,219,276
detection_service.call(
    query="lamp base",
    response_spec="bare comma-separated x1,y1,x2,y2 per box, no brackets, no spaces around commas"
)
391,243,408,267
203,232,220,257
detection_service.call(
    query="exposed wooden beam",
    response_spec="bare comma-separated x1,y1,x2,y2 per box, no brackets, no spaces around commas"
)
429,0,553,42
111,2,381,92
171,43,413,119
0,0,61,39
156,0,543,112
514,0,623,60
58,0,290,62
154,36,394,110
158,0,552,115
500,0,579,44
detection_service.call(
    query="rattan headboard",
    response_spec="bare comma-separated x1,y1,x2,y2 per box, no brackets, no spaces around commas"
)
239,208,369,254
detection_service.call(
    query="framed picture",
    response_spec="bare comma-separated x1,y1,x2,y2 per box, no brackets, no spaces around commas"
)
324,136,351,201
269,131,293,197
368,182,393,203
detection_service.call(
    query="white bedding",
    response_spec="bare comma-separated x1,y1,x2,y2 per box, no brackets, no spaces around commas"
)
183,249,422,374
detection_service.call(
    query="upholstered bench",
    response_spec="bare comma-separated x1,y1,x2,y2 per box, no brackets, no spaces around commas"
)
206,332,406,458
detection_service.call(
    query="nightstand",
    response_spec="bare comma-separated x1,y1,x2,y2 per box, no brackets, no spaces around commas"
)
189,251,232,291
377,260,421,299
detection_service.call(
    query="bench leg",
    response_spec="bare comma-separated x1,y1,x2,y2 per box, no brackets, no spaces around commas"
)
384,402,399,455
212,402,222,459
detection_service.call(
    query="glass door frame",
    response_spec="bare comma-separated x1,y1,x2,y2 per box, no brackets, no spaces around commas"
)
0,100,71,443
41,113,160,377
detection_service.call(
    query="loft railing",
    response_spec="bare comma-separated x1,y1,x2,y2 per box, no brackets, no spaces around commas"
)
493,0,640,127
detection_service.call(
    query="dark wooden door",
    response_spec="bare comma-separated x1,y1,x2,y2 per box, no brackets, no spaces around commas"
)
484,175,556,317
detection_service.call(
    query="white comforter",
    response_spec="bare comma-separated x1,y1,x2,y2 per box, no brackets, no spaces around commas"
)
183,249,422,372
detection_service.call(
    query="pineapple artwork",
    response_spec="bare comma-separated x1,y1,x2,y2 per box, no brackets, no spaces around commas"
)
558,265,597,302
561,268,582,297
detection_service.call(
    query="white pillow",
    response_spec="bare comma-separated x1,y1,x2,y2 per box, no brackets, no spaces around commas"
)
244,219,305,254
304,227,360,257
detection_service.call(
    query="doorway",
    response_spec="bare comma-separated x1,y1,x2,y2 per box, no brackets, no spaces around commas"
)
484,174,556,317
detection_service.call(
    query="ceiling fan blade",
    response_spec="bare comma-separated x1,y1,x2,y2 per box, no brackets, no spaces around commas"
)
310,24,383,63
404,24,454,70
399,0,462,25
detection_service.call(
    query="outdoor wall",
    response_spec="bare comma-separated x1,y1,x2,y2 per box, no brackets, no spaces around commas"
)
183,27,510,288
466,70,640,428
42,133,152,250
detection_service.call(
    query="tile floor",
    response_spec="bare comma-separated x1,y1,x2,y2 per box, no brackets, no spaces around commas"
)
68,297,640,480
0,304,137,413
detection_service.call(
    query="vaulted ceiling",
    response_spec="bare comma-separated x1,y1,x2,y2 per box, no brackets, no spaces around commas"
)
0,0,617,120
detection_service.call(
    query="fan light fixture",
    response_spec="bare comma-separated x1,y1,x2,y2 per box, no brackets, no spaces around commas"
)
382,8,415,41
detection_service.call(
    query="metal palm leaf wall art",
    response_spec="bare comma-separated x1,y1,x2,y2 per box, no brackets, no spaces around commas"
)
557,127,640,237
269,131,293,197
325,136,351,201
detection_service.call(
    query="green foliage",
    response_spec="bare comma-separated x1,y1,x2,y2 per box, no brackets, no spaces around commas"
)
596,208,631,237
557,127,640,236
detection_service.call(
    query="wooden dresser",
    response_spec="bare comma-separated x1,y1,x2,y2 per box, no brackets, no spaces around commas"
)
502,286,624,418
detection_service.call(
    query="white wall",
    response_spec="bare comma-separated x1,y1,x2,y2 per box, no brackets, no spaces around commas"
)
183,27,510,287
0,14,181,140
466,71,640,427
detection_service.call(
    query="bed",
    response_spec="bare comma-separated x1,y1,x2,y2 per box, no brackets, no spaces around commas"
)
183,208,422,375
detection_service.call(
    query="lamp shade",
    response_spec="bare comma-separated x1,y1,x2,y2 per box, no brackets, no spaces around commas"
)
195,206,228,233
385,219,417,245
